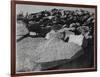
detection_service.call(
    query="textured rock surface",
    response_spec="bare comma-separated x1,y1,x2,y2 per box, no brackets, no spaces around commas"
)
36,39,82,63
16,21,29,36
16,37,45,72
16,37,83,72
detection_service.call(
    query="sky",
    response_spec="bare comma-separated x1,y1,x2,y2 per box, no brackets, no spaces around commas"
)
16,4,95,15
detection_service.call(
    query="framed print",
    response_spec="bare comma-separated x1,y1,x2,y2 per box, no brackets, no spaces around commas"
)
11,0,97,76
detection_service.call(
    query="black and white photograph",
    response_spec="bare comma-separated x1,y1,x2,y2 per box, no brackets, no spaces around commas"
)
11,1,97,76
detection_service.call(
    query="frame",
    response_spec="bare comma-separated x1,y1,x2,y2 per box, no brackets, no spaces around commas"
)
11,0,97,76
